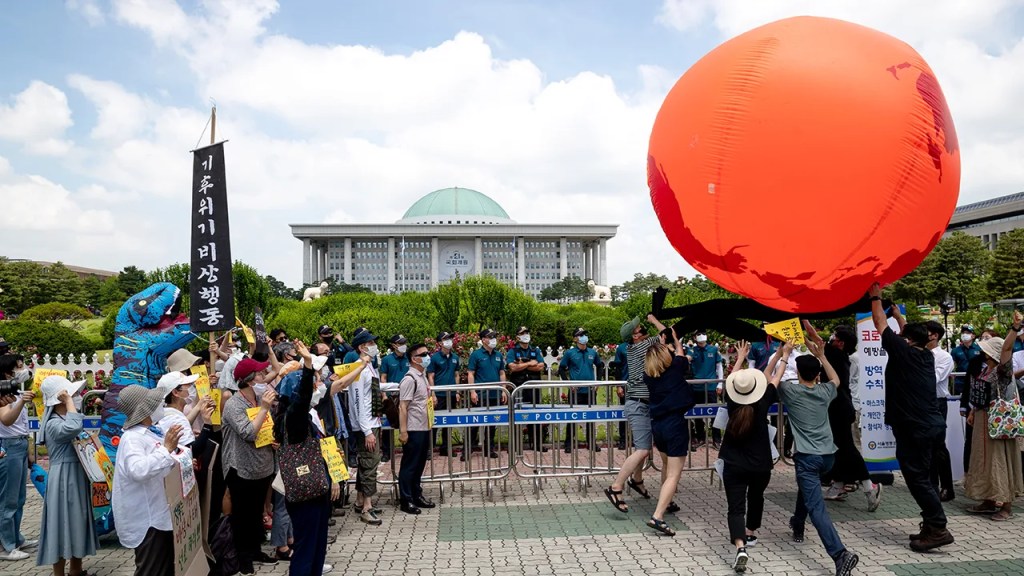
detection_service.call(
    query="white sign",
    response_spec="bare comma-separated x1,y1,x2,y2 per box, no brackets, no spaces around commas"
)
855,312,900,472
439,242,475,281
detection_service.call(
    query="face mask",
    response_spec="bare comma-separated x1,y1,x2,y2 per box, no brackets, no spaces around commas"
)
397,345,407,355
487,338,497,348
72,394,83,411
311,383,327,406
366,345,379,358
420,356,431,369
696,335,708,344
441,339,453,350
961,334,973,343
320,366,331,380
13,369,31,385
253,383,269,397
186,386,198,404
518,335,531,344
151,406,166,423
578,335,589,345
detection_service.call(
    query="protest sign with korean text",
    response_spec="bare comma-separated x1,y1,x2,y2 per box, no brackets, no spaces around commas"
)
189,142,234,332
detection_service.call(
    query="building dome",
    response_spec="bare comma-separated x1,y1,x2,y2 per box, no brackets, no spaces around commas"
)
396,187,515,225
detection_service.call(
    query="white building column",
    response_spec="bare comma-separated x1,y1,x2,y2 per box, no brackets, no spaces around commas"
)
599,238,608,286
559,237,567,280
387,237,396,292
343,238,352,284
474,237,483,277
582,243,589,280
302,238,311,284
312,243,320,281
431,237,440,287
319,243,328,281
517,238,526,290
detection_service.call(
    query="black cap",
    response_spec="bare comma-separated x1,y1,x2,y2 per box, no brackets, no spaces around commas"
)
352,330,378,347
479,328,497,339
391,334,408,345
437,331,454,341
516,326,530,335
961,324,975,334
352,326,368,339
573,327,587,337
318,324,333,336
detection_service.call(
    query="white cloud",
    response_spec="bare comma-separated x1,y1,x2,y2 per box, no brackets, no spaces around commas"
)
0,81,74,155
67,0,105,26
111,0,191,45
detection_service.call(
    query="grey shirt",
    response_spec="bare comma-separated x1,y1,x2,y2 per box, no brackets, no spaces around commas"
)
778,379,837,455
399,367,430,432
221,392,276,480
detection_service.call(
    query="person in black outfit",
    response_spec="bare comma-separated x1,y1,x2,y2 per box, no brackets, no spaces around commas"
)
868,283,953,552
719,340,788,573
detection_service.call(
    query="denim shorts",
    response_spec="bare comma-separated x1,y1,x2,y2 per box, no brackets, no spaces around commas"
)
624,399,653,450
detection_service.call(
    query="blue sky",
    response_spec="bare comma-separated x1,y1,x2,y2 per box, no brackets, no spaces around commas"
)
0,0,1022,290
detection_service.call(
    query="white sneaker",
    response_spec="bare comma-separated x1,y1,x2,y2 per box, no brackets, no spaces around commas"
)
18,539,38,550
0,549,30,560
824,483,847,501
323,563,334,574
866,482,882,512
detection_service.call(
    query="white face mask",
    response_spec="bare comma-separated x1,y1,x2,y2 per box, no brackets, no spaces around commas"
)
578,335,589,345
696,334,708,344
151,406,166,423
487,338,497,349
311,383,327,406
366,345,379,358
420,355,431,369
961,334,973,343
518,334,531,344
441,339,453,350
72,394,83,411
397,345,407,355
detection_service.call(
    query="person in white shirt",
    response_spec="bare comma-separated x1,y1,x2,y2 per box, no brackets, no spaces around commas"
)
155,372,202,446
347,330,383,526
111,385,184,576
0,354,37,561
925,321,956,502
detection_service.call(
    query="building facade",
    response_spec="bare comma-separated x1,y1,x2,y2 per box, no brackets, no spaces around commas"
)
291,187,618,297
945,191,1024,249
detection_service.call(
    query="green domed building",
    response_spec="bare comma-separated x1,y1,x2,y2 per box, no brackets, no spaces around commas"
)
291,187,617,296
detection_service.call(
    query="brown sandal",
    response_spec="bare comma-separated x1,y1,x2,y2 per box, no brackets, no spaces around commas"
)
991,509,1013,522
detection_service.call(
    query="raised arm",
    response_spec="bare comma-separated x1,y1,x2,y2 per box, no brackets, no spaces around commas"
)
808,340,839,387
732,340,751,372
647,313,666,333
890,304,906,332
868,283,887,335
671,327,686,356
765,341,792,386
1003,310,1022,365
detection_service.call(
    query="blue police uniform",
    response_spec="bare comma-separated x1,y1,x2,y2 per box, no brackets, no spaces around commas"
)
380,353,411,383
428,349,461,452
950,342,981,394
689,344,722,392
467,347,506,454
560,345,605,451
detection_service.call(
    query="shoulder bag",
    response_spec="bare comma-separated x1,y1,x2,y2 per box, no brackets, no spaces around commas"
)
987,369,1024,440
278,415,330,503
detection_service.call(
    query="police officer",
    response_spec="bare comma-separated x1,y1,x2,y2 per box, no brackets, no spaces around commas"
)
467,328,507,460
559,327,605,453
688,330,723,449
428,331,460,456
318,324,354,368
379,334,411,463
506,326,548,451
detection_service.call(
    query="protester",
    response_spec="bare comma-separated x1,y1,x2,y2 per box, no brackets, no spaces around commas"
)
0,353,35,561
379,334,411,463
428,331,460,456
963,315,1024,521
222,357,279,573
924,321,956,502
506,326,546,451
112,385,184,576
778,337,860,575
605,314,666,510
467,328,508,460
642,330,694,536
559,327,605,453
36,375,95,576
868,284,952,552
398,343,436,514
348,329,385,525
720,341,786,573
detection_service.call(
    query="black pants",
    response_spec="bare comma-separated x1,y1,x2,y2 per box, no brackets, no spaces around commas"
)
433,394,454,451
722,463,772,543
381,393,397,459
564,390,595,448
226,468,274,571
963,421,973,474
286,496,331,576
134,527,173,576
930,399,954,494
399,430,430,503
691,388,721,444
825,397,869,484
892,427,948,529
521,387,549,444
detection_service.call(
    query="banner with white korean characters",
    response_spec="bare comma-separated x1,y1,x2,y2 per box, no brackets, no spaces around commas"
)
189,142,234,332
855,308,903,472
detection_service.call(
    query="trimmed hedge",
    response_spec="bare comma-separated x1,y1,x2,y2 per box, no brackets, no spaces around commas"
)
0,320,101,357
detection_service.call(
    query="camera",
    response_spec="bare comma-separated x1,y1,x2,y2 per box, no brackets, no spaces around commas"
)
0,379,18,397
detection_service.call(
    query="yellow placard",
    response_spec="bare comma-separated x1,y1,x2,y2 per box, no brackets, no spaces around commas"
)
319,436,350,483
427,396,434,430
245,407,275,448
209,389,222,426
31,368,68,417
764,318,805,345
235,317,255,346
332,361,363,379
191,365,210,398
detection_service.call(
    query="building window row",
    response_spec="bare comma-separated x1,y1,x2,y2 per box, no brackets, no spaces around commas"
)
354,241,387,249
526,241,558,249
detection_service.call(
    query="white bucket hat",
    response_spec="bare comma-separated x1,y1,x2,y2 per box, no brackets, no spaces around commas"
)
725,368,769,406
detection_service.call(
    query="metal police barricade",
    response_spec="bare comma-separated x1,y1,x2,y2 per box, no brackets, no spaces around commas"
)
511,380,636,495
378,383,515,503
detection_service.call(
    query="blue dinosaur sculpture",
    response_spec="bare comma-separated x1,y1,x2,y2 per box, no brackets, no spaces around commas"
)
98,282,197,462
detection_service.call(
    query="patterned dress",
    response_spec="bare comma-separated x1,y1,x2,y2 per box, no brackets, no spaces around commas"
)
964,362,1024,503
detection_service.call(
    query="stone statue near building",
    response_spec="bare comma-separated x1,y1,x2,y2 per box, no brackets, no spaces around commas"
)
587,279,612,305
303,281,329,302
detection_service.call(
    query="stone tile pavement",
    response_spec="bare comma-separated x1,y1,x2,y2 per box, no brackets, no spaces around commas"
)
8,456,1024,575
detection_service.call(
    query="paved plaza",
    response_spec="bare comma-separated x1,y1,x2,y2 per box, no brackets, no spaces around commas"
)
8,450,1024,576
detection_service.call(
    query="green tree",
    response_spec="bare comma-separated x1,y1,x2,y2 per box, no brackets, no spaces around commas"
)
611,272,673,303
81,276,104,308
0,259,45,314
266,275,300,300
989,229,1024,299
929,232,992,309
117,265,148,297
148,263,191,312
233,261,274,324
890,252,938,305
44,262,86,306
429,279,463,332
97,277,127,308
20,302,93,327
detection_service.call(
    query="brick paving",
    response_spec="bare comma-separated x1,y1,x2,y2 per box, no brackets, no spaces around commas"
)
8,452,1024,575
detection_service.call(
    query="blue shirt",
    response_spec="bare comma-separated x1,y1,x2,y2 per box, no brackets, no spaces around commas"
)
747,341,781,371
560,346,604,385
688,344,722,390
468,347,506,402
428,350,460,386
950,342,981,385
380,352,410,383
614,342,629,381
505,344,546,385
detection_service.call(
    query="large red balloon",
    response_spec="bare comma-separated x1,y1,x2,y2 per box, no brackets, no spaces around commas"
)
648,16,960,313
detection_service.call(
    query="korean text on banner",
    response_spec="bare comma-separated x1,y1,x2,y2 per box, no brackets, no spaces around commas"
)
764,318,805,345
209,390,222,426
191,365,211,399
189,142,234,332
319,436,350,482
253,307,267,344
32,368,68,417
333,362,363,378
855,309,902,473
164,450,206,576
246,407,275,448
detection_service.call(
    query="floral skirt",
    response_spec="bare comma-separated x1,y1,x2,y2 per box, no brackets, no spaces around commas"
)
964,411,1024,503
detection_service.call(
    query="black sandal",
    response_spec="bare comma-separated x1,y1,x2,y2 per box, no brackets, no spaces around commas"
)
627,478,652,499
604,486,629,513
667,501,680,514
647,517,675,536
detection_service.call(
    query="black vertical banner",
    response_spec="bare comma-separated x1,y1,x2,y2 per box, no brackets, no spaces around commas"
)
189,142,234,332
253,307,267,344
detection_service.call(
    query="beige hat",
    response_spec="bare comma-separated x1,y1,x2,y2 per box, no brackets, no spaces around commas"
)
166,348,201,373
725,368,769,406
119,385,166,429
979,337,1005,362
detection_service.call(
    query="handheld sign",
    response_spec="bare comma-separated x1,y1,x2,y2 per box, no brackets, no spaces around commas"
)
164,449,206,576
245,407,275,448
31,369,68,417
764,318,805,345
332,362,363,379
319,436,350,482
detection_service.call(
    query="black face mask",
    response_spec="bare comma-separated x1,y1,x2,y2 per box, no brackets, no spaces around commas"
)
321,336,333,344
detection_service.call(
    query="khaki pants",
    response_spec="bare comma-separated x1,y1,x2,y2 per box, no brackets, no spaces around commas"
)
355,428,381,497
